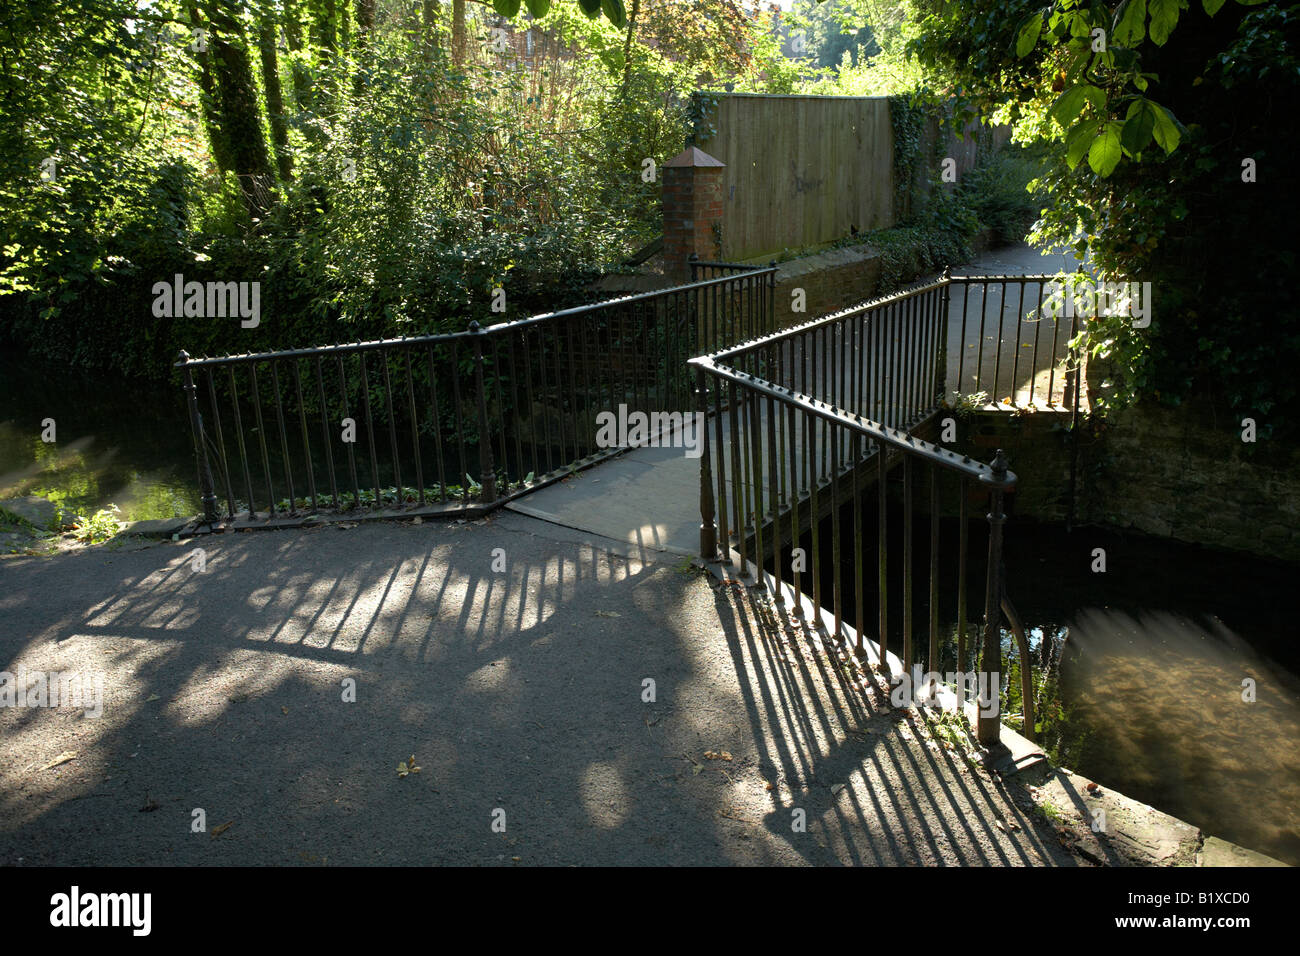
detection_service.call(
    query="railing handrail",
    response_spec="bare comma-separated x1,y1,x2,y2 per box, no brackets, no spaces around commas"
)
689,355,1017,489
702,274,951,363
947,273,1068,282
176,266,778,369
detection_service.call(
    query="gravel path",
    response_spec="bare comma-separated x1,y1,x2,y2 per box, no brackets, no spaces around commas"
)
0,513,1076,866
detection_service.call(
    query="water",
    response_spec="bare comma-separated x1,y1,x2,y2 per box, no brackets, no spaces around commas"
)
799,500,1300,866
0,357,201,522
1005,521,1300,866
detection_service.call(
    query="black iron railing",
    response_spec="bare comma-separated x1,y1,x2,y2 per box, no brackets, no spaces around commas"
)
690,273,1029,746
178,265,776,523
948,273,1087,409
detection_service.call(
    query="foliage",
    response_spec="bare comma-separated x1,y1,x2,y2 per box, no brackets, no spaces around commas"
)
904,0,1300,436
72,504,124,544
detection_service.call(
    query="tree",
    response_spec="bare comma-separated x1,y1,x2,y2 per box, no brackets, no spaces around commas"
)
904,0,1300,435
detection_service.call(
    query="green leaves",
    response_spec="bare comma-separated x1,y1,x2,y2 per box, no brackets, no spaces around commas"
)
524,0,552,15
1148,0,1181,46
1015,14,1043,57
1065,122,1096,169
493,0,522,15
1050,84,1106,128
577,0,602,17
600,0,628,28
1203,0,1226,15
1121,99,1156,155
1151,102,1182,152
1087,122,1124,176
1113,0,1147,46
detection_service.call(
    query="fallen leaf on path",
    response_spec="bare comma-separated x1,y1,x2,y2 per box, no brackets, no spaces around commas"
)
145,694,161,703
397,755,421,778
211,821,233,839
830,783,846,796
38,751,77,772
692,765,704,775
281,706,289,716
594,610,620,618
703,750,733,762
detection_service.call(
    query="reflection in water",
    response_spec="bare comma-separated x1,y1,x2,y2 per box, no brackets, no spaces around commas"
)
0,358,199,521
1056,606,1300,866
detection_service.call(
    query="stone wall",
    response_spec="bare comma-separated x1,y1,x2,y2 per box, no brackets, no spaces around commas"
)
1079,396,1300,561
940,374,1300,562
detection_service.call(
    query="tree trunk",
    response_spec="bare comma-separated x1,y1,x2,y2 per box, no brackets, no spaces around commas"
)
353,0,376,97
192,2,276,219
452,0,466,69
258,18,294,182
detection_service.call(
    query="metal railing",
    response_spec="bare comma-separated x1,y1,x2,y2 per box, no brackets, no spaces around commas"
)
178,265,776,524
690,273,1029,747
949,273,1087,409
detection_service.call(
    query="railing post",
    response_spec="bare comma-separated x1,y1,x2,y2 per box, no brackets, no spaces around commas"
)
697,367,719,560
469,321,497,503
767,260,777,335
939,266,951,404
977,447,1009,747
179,351,220,526
689,252,700,283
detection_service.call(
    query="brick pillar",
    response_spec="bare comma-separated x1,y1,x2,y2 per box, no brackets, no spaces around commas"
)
662,147,726,282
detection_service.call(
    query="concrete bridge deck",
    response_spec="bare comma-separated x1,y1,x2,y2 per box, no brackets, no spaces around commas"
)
507,244,1084,557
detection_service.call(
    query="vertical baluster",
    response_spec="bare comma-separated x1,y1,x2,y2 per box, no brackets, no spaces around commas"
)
991,281,1007,403
830,417,842,641
1031,281,1045,407
404,348,425,506
929,463,940,675
787,397,801,615
504,332,525,491
1048,281,1064,406
957,472,969,693
978,450,1009,746
750,387,766,585
380,349,403,501
291,358,318,510
315,357,339,508
521,329,540,484
228,365,255,518
699,368,718,561
975,280,989,396
851,431,864,654
728,379,744,543
877,436,889,671
471,324,497,502
358,353,382,506
249,362,276,516
271,360,296,513
807,407,821,622
1012,281,1027,406
426,345,448,502
903,455,913,669
489,335,508,483
713,371,731,567
957,281,970,395
204,367,235,518
336,356,361,508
